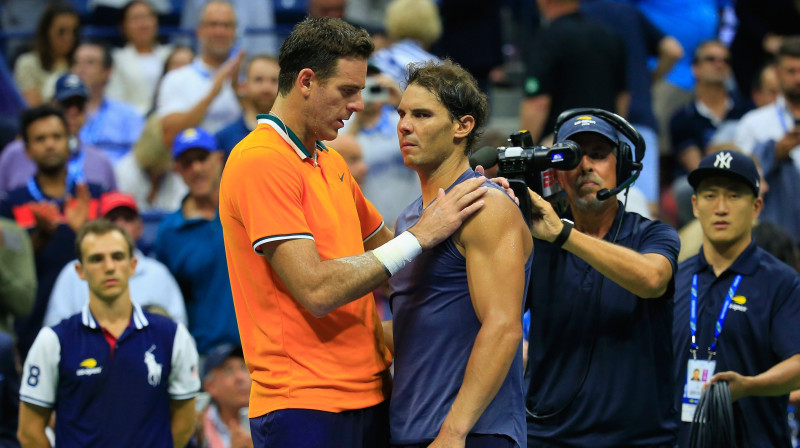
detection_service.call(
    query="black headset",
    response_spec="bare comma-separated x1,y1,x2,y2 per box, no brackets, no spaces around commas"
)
553,108,645,201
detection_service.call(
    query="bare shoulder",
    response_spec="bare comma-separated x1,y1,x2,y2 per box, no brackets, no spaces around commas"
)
456,187,531,249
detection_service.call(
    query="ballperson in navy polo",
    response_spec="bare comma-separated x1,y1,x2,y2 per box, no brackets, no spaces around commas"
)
17,220,200,447
673,150,800,447
524,112,680,446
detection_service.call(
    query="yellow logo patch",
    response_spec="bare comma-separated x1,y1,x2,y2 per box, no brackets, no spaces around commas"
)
79,358,97,368
732,295,746,305
577,116,593,120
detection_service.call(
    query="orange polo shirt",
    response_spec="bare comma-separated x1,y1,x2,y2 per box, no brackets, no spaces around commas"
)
219,114,392,418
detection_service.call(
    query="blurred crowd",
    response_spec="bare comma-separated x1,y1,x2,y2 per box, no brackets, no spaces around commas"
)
1,0,800,447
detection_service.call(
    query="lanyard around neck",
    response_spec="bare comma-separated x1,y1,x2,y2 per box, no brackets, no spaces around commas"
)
690,273,742,360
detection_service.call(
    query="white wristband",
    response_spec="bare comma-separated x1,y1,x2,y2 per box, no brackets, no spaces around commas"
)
372,231,423,276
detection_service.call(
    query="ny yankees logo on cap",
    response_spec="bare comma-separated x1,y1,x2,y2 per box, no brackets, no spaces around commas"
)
714,152,733,170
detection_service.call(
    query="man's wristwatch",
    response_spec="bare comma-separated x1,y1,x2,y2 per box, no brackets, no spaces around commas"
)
552,218,574,247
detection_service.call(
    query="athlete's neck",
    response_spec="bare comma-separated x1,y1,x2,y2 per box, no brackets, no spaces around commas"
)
270,98,317,159
418,153,471,206
89,293,133,339
35,166,68,198
702,233,752,277
572,200,619,239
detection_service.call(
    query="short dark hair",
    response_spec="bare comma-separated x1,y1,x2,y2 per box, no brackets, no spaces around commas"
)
78,39,114,70
692,39,727,65
406,59,488,154
75,219,136,262
20,105,69,145
778,37,800,61
277,17,374,96
120,0,156,27
245,54,279,78
34,2,81,71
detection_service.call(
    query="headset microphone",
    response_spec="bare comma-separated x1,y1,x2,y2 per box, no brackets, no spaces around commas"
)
595,161,643,200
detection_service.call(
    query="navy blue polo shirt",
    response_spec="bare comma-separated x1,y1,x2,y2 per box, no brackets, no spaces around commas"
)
19,302,200,447
526,206,680,446
673,241,800,448
0,178,106,358
669,98,749,177
154,199,239,354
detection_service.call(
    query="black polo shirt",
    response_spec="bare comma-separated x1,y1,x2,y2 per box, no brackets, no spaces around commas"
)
673,241,800,448
526,206,680,446
668,97,750,176
523,11,627,139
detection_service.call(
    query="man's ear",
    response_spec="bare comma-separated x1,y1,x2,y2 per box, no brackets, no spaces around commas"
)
297,69,315,97
454,115,475,139
75,261,86,281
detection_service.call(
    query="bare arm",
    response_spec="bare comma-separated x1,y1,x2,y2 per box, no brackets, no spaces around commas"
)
528,191,673,298
161,52,243,147
170,398,196,448
363,224,394,251
520,95,551,144
17,402,52,448
652,36,684,82
709,354,800,402
431,190,532,445
262,179,489,317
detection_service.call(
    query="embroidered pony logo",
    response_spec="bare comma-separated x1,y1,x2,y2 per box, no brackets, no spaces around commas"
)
144,345,162,386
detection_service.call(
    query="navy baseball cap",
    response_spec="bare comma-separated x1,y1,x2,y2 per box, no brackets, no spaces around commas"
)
172,127,218,159
54,73,88,102
555,114,619,146
202,344,244,380
688,150,760,196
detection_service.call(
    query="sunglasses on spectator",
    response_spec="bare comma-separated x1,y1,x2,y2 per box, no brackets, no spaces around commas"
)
59,97,86,111
699,55,730,65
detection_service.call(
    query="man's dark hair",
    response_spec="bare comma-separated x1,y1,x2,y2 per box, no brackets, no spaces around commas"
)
751,63,776,92
79,39,114,70
277,17,373,96
34,2,81,71
20,104,69,145
119,0,156,27
406,59,488,154
75,219,136,263
778,37,800,61
752,222,799,272
691,39,726,65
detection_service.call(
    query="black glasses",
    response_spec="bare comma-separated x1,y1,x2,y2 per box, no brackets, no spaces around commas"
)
59,97,86,111
699,55,731,65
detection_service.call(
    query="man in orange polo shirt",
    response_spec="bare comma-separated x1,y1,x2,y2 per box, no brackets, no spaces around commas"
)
219,17,489,448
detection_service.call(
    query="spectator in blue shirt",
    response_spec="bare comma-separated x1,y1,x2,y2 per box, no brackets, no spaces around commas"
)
17,219,199,448
0,105,106,359
215,55,280,155
674,150,800,447
0,74,117,197
155,127,239,355
72,40,144,165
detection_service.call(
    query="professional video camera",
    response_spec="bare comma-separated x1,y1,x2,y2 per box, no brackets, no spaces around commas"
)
468,130,582,224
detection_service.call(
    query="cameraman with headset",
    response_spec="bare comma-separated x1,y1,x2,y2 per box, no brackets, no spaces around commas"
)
523,110,681,447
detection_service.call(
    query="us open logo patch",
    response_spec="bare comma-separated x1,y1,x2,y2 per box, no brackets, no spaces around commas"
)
729,295,747,312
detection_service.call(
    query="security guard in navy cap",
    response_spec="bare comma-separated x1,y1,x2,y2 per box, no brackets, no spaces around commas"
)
673,150,800,447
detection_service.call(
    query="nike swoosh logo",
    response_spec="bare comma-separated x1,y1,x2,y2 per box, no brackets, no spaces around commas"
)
338,173,344,182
